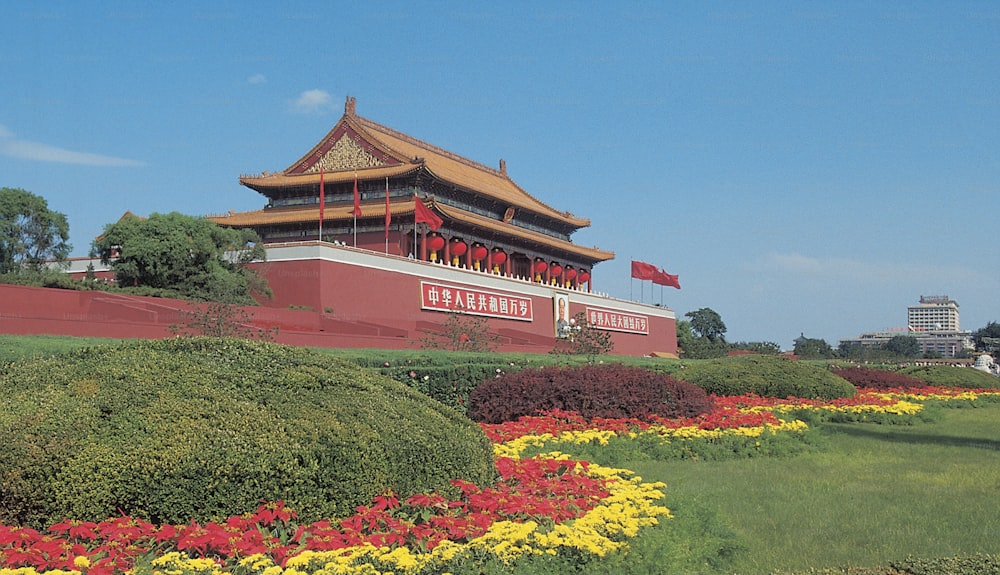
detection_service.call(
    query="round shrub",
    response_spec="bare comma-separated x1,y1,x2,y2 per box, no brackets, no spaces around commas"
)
898,364,1000,389
468,364,711,423
0,337,497,528
676,355,856,399
832,366,928,390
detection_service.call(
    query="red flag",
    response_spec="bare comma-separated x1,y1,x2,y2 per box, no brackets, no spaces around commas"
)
653,270,681,289
384,177,391,239
630,260,657,281
352,173,362,217
414,196,443,231
318,167,325,223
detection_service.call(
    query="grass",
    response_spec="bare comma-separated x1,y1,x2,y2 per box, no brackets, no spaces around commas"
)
2,335,998,573
626,403,1000,574
0,334,124,363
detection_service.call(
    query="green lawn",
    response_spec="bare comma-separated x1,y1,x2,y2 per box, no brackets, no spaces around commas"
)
626,403,1000,574
0,334,124,363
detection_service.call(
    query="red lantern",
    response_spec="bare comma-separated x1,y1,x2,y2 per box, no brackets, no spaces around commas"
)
550,264,563,276
472,245,488,260
565,268,577,281
533,260,547,281
428,236,445,251
578,271,590,283
449,240,467,266
492,250,507,265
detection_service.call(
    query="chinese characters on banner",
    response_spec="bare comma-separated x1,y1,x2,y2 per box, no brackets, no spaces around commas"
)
421,281,533,321
585,306,649,334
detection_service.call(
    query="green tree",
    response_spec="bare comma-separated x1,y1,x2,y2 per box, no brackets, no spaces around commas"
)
420,310,500,352
676,318,730,359
884,335,920,359
793,337,835,359
0,187,71,274
685,307,727,342
169,302,277,341
94,212,267,304
973,321,1000,354
551,312,614,357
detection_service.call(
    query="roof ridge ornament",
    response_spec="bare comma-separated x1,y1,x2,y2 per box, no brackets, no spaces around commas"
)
345,95,357,116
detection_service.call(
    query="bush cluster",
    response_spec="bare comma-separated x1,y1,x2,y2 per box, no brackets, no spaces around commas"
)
898,365,1000,389
831,366,928,390
0,338,497,528
675,355,856,399
467,364,712,424
888,553,1000,575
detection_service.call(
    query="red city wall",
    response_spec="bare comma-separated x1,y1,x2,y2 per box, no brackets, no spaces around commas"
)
3,255,677,356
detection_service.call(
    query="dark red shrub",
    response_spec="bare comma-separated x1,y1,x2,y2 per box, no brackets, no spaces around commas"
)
832,366,928,390
468,364,712,423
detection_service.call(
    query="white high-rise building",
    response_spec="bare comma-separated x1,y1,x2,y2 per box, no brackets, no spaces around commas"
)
907,295,960,332
840,295,973,358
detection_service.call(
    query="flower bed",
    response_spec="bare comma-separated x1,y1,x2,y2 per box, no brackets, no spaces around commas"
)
0,455,667,575
3,385,998,575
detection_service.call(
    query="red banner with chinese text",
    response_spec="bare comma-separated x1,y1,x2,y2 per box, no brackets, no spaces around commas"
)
421,281,533,321
585,306,649,334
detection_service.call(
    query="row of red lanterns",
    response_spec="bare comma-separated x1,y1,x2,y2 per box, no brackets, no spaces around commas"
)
426,235,588,285
532,258,590,285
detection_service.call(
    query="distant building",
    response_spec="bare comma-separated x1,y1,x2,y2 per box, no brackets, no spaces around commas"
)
840,295,973,358
907,295,960,331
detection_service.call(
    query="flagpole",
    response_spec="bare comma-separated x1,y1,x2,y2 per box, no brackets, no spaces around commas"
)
385,177,389,254
629,257,634,301
318,166,324,243
353,171,359,247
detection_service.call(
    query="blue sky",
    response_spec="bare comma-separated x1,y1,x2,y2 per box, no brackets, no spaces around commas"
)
2,1,997,349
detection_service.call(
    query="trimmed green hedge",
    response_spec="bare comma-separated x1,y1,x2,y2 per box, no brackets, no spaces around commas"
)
898,364,1000,389
668,355,857,399
0,338,497,528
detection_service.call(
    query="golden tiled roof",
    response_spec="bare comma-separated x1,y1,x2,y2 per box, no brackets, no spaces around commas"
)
239,97,590,228
240,164,420,189
207,198,612,263
433,202,613,262
208,199,419,227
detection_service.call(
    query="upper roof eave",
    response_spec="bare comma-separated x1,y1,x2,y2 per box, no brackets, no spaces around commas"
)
433,202,613,263
208,200,613,263
240,164,422,191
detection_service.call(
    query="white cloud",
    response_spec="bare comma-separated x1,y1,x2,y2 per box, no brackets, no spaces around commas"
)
0,124,144,167
290,89,334,114
247,73,267,85
742,251,992,287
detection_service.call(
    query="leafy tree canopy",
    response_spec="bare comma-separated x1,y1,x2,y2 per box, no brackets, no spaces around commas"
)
94,212,267,304
973,321,1000,353
884,334,920,358
685,307,727,342
0,187,71,274
676,318,730,359
551,312,614,357
793,336,835,359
